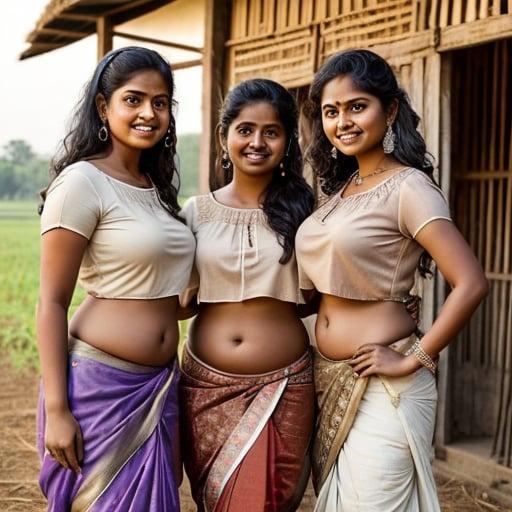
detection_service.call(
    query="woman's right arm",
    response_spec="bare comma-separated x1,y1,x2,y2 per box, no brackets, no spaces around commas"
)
37,227,88,473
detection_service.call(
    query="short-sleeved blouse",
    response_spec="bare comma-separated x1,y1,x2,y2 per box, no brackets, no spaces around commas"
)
181,193,304,305
41,161,196,299
295,168,452,302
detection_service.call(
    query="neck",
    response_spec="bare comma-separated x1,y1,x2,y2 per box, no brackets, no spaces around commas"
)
223,177,270,208
358,155,397,177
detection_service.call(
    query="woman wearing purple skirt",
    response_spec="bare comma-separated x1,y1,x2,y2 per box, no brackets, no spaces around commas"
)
36,46,195,511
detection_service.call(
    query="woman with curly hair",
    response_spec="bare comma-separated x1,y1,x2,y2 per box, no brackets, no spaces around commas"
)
296,49,488,511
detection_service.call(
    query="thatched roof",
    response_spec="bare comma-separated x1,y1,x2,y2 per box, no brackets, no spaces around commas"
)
20,0,172,60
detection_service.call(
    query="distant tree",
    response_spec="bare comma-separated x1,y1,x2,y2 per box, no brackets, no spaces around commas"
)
0,140,50,200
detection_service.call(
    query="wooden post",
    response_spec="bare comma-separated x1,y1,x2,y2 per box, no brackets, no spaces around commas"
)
200,0,231,193
96,16,113,61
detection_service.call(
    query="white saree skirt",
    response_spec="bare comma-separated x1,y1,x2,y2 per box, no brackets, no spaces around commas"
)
314,368,441,512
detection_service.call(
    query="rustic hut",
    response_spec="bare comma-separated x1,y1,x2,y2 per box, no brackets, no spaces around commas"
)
21,0,512,503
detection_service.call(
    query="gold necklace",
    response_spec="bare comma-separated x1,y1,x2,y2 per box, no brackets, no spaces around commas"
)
353,165,402,186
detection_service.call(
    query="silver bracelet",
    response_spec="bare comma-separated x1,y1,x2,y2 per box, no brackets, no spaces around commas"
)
406,339,437,374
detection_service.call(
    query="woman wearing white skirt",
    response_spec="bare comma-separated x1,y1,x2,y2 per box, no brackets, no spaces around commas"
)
296,49,488,510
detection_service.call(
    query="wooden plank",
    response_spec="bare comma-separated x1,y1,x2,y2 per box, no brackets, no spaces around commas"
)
301,0,314,25
451,0,463,25
264,0,276,33
437,16,512,52
465,0,477,22
201,0,231,193
439,0,450,27
276,0,289,29
288,0,300,26
423,53,441,165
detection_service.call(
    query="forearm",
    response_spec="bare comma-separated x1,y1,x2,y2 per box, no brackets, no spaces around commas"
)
416,277,488,358
37,301,71,413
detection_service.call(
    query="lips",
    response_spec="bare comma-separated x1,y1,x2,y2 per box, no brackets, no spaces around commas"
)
244,152,269,161
133,125,156,132
337,133,359,144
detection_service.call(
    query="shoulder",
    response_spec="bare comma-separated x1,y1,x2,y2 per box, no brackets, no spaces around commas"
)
180,194,210,226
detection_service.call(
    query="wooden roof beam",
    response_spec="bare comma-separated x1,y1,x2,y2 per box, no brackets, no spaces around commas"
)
112,30,203,54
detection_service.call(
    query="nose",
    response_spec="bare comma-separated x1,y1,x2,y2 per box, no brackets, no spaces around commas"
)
138,102,155,120
249,131,264,148
337,112,350,129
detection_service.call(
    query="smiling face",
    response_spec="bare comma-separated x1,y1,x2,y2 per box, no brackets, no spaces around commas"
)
97,69,170,152
225,101,286,180
321,74,395,165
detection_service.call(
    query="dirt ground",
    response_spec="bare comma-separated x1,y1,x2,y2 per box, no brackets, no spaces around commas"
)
1,352,510,512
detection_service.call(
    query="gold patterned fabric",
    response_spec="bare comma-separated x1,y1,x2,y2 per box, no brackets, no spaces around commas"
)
312,347,368,494
179,345,315,512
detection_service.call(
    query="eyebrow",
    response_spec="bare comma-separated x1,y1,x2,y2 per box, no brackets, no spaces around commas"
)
123,89,170,99
235,121,282,129
321,97,368,109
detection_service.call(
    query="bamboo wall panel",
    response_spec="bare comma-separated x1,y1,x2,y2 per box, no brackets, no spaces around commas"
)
416,0,511,29
321,0,413,59
227,0,511,89
449,40,512,467
227,27,317,88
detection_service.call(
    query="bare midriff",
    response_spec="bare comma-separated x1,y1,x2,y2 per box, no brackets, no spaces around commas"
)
188,298,310,374
315,294,416,360
69,294,181,366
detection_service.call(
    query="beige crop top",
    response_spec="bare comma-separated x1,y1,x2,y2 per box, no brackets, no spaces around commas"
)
180,193,304,305
295,168,452,301
40,161,195,299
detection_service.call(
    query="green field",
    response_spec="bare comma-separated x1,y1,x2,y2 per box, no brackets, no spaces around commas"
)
0,201,189,371
1,201,45,368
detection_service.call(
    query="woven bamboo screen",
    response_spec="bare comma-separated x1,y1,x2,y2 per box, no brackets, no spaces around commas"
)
449,40,512,467
227,0,511,88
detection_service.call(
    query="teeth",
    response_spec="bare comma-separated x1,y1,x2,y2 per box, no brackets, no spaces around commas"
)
135,126,153,132
339,134,358,142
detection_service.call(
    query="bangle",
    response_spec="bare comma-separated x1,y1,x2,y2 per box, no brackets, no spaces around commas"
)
406,339,437,374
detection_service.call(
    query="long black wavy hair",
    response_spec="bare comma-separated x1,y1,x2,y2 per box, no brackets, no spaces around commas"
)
303,49,436,276
39,46,182,220
212,78,315,264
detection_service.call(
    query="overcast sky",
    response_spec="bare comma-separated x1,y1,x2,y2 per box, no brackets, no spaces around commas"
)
0,2,201,157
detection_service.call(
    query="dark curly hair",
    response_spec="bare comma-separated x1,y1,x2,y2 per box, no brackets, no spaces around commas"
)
212,78,315,264
302,49,435,276
39,46,182,220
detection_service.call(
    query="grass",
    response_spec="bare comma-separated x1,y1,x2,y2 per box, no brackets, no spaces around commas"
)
0,201,190,371
0,201,43,368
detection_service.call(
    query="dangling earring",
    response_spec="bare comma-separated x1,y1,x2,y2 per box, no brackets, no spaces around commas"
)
279,161,286,177
221,151,231,169
98,122,109,142
330,146,337,159
164,128,172,148
383,124,396,154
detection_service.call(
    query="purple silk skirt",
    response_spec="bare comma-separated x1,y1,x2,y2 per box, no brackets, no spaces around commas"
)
37,337,181,511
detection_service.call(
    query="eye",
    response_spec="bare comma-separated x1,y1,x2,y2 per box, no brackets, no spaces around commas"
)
153,98,169,110
238,127,251,135
323,108,338,119
125,95,140,105
351,103,365,112
264,128,279,137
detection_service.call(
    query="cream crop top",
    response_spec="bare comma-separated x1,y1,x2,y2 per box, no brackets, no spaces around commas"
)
180,193,304,305
295,168,452,302
40,161,196,299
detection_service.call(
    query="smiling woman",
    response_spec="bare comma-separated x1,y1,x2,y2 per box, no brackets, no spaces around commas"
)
36,46,195,511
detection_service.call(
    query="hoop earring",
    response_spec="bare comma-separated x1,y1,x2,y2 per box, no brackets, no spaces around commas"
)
279,161,286,177
221,151,231,170
164,128,172,148
383,124,396,154
330,146,337,159
98,124,109,142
